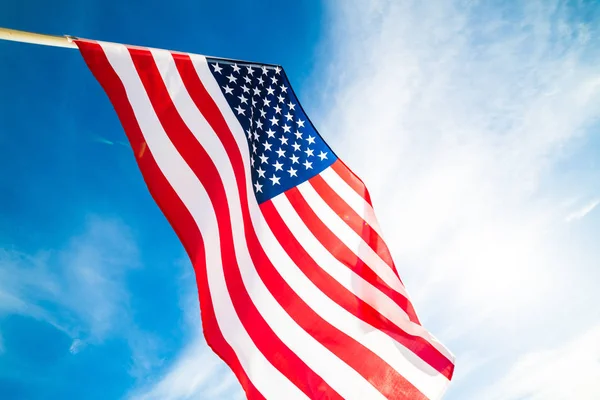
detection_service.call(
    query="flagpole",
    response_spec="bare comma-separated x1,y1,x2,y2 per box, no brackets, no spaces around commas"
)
0,26,282,68
0,27,77,49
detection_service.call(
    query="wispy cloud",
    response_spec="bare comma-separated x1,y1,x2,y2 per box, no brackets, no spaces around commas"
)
0,216,137,337
69,338,84,355
131,334,240,400
565,198,599,222
309,0,600,397
0,215,159,375
130,265,241,400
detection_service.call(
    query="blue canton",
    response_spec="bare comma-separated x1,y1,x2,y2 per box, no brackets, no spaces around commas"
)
207,58,337,204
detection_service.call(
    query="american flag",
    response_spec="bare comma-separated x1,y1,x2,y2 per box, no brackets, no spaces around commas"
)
76,39,455,400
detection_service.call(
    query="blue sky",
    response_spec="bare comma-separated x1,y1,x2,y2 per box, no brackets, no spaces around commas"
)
1,1,600,399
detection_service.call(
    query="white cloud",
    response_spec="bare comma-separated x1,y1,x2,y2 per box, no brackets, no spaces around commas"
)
131,334,239,400
306,0,600,397
316,0,600,320
0,215,159,375
477,324,600,400
69,338,84,355
0,216,139,338
565,198,599,222
129,270,241,400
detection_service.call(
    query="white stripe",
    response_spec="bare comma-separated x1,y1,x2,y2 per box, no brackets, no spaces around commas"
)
298,179,455,361
192,55,450,399
189,55,256,174
99,42,304,400
320,167,384,237
150,48,380,399
298,180,405,294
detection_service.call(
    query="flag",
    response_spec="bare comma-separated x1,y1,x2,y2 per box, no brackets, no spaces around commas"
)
75,39,455,400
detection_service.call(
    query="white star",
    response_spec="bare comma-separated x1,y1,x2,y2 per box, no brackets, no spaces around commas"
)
260,109,267,118
274,105,282,114
282,124,291,133
223,85,234,95
269,116,279,126
257,76,264,86
318,151,328,161
290,154,300,164
285,112,293,121
251,98,257,107
232,63,241,73
271,76,278,85
235,105,245,115
288,102,296,110
297,118,305,127
273,160,284,171
254,181,263,193
267,86,275,96
241,84,250,93
212,63,223,74
246,128,252,139
287,167,297,177
227,74,237,83
266,128,276,138
251,156,255,167
303,160,313,170
261,66,269,75
280,84,288,93
278,95,285,103
269,174,281,185
274,66,281,75
256,120,263,130
247,66,255,75
294,131,303,139
306,135,316,145
253,87,261,96
256,167,266,178
292,142,301,151
275,148,286,158
243,76,252,84
263,98,271,107
252,143,257,154
263,141,272,151
304,148,314,157
238,94,248,104
279,136,289,145
259,153,268,164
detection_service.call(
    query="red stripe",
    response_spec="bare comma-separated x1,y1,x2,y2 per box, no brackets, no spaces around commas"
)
308,174,407,292
285,186,420,324
309,174,395,269
330,159,373,206
284,187,454,379
75,40,265,400
172,55,428,399
127,47,334,398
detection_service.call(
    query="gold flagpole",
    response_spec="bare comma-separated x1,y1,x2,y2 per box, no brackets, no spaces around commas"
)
0,26,78,49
